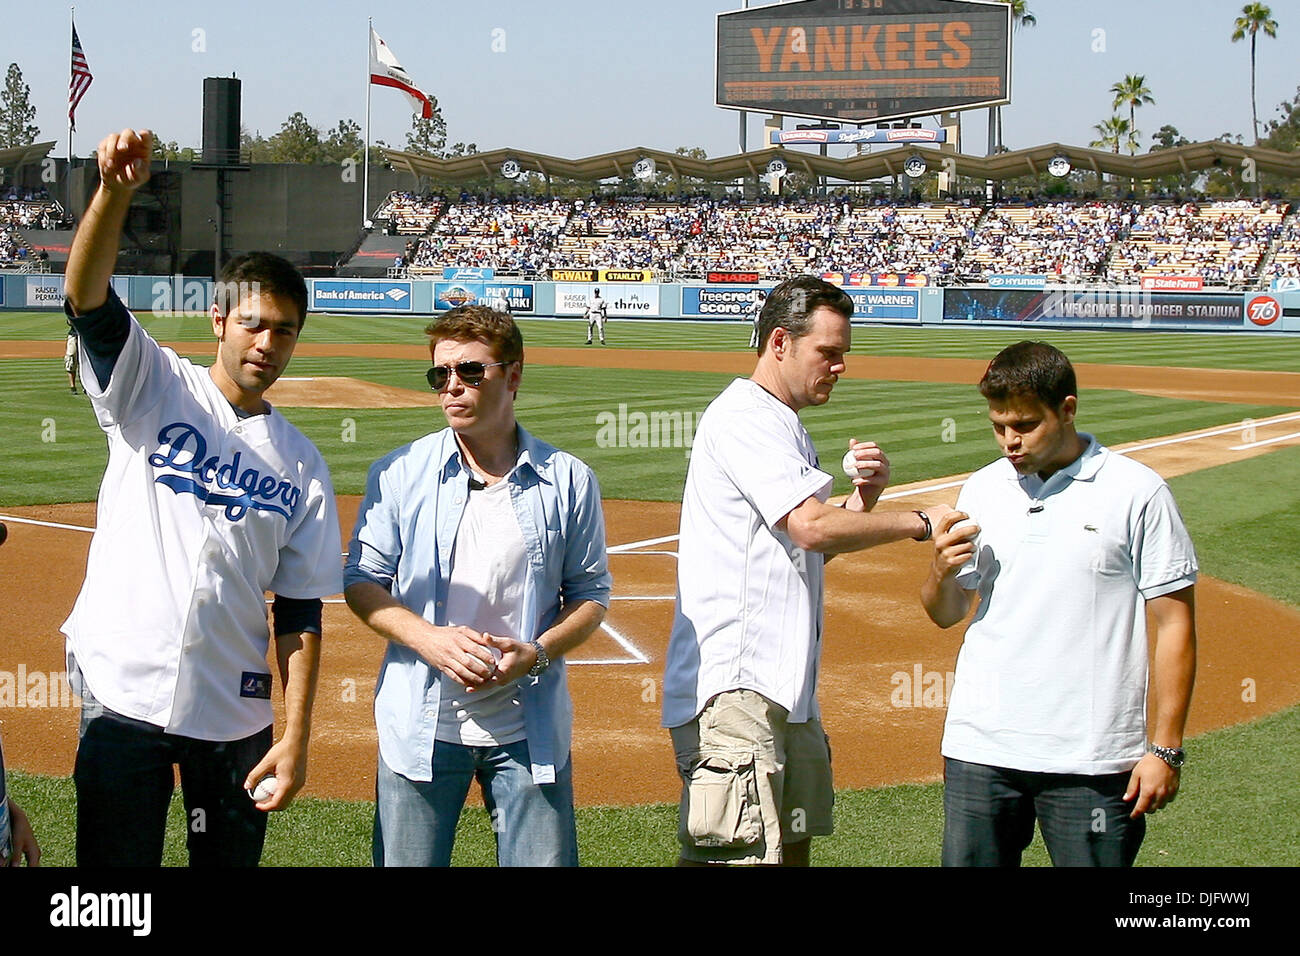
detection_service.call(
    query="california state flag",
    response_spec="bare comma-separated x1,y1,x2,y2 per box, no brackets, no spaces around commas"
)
369,28,434,119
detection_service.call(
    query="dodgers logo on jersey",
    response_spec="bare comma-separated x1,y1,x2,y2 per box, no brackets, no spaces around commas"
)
147,422,303,521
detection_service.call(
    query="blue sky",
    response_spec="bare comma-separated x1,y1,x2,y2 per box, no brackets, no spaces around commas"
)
6,1,1297,161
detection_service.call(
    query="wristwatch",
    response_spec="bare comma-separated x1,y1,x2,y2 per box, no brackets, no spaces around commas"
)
527,640,550,677
1148,743,1185,769
912,510,932,542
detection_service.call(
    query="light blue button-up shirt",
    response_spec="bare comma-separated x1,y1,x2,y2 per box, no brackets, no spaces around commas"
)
344,424,611,784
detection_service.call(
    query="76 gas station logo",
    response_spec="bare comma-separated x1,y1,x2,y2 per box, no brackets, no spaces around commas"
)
1246,295,1280,327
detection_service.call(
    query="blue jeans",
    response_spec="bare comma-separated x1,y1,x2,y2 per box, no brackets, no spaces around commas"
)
373,739,578,867
942,757,1145,867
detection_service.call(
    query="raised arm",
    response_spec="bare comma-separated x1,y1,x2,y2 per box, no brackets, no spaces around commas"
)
66,128,153,314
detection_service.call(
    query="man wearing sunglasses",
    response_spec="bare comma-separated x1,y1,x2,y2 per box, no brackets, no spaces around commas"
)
344,305,611,867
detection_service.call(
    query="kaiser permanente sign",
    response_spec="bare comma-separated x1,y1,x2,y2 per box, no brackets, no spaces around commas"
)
717,0,1011,124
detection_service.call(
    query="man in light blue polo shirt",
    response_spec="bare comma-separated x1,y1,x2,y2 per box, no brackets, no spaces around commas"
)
922,341,1198,867
344,305,611,867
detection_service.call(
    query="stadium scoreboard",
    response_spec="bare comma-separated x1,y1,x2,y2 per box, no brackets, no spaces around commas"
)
716,0,1011,124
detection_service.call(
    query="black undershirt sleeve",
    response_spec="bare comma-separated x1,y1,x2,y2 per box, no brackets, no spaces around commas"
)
64,286,131,386
272,595,324,637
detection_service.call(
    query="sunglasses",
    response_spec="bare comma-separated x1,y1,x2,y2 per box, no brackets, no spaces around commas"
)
426,361,511,391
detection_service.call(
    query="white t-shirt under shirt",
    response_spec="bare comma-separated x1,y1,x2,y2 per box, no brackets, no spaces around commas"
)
436,472,529,746
943,436,1198,775
662,378,834,728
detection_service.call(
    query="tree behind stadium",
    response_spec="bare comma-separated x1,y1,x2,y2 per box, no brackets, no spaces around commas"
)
0,63,39,148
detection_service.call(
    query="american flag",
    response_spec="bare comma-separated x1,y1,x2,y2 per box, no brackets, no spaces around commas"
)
69,22,93,130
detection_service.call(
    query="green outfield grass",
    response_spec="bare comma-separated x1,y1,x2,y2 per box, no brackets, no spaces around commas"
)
4,309,1300,372
0,354,1291,504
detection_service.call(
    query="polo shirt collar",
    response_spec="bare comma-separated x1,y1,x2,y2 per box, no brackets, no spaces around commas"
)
1012,433,1104,496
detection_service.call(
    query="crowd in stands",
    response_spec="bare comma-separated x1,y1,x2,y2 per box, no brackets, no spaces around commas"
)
1261,215,1300,281
0,193,65,268
375,191,444,235
1106,200,1286,285
959,202,1127,284
372,190,1298,288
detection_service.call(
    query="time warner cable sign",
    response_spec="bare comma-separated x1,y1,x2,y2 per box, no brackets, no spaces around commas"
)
717,0,1011,124
311,279,413,312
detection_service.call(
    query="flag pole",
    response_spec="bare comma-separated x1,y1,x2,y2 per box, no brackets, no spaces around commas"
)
363,17,372,229
68,6,75,215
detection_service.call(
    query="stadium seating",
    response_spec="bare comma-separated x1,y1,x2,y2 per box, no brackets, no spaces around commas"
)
360,190,1297,289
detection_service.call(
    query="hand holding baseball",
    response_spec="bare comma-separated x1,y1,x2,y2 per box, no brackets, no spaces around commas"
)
931,509,979,579
483,633,536,686
243,736,307,812
841,439,888,484
97,128,153,195
423,624,498,689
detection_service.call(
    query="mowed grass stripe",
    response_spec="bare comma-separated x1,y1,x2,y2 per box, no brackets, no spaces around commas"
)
5,310,1300,371
0,355,1290,504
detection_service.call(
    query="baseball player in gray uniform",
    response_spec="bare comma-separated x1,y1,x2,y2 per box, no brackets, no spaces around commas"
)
584,288,608,346
62,127,343,867
746,290,767,349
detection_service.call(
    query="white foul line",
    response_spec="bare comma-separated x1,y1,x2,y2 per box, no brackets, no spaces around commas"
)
1230,430,1300,451
608,533,680,553
0,514,94,533
568,620,650,666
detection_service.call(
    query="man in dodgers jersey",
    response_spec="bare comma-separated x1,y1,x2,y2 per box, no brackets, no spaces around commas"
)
663,275,951,866
921,341,1197,866
62,128,342,866
345,304,610,867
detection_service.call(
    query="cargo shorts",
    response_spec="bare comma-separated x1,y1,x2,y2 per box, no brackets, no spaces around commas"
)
670,688,833,864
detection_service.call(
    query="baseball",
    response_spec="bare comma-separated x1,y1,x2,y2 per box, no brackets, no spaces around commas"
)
841,448,876,479
247,773,278,802
950,519,980,540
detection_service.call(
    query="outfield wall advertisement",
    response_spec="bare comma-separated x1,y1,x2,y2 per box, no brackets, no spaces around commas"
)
432,282,535,313
555,284,660,318
682,286,767,318
5,275,1293,332
26,276,65,307
845,288,921,322
312,279,413,312
943,288,1248,329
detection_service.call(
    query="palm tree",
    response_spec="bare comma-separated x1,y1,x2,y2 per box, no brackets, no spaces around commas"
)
990,1,1036,154
1110,75,1155,155
1091,116,1138,155
1231,3,1279,144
